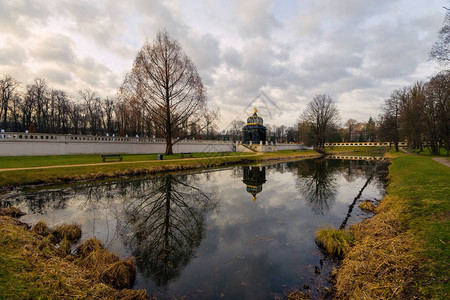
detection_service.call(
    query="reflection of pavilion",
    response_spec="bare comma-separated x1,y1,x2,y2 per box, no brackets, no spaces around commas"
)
242,166,266,201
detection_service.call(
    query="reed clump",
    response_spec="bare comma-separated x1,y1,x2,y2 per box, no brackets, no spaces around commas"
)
358,200,376,211
76,237,103,257
53,224,82,242
32,220,52,237
76,238,137,290
315,227,353,257
99,259,136,289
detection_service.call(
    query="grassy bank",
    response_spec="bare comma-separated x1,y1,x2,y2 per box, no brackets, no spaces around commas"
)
334,150,449,298
0,215,147,299
325,146,388,157
0,150,321,188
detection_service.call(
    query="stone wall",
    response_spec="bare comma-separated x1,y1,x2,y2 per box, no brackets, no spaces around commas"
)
0,132,234,156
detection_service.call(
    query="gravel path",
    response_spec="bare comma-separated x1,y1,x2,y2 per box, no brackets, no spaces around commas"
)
432,157,450,168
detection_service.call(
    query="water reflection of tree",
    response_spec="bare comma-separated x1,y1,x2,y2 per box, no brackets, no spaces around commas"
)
123,174,218,287
0,189,71,213
291,159,338,215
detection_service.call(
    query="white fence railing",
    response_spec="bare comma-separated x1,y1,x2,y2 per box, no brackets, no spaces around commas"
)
0,132,232,144
324,142,407,147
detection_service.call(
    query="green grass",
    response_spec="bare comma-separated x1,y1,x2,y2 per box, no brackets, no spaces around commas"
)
0,150,320,188
386,151,450,297
0,152,254,169
325,146,388,157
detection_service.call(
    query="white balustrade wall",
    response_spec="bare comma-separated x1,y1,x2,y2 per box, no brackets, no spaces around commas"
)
0,132,234,156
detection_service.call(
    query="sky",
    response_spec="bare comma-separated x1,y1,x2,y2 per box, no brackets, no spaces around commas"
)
0,0,447,131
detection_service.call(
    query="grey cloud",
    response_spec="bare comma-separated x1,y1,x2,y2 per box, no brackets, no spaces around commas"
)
29,34,76,63
0,43,27,66
364,21,424,79
182,33,221,72
233,0,281,38
223,48,242,68
38,68,72,85
0,0,51,37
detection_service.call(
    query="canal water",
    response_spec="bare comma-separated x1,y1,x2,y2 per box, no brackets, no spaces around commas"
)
1,158,387,299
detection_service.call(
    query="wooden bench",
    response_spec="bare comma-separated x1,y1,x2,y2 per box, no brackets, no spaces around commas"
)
181,152,193,158
101,154,122,162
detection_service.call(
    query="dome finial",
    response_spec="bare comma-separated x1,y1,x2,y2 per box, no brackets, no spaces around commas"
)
254,107,258,114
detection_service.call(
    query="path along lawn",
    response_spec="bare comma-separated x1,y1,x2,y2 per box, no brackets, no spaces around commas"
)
0,150,320,188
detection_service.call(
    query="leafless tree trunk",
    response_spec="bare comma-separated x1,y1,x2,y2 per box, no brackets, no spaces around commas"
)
120,30,212,155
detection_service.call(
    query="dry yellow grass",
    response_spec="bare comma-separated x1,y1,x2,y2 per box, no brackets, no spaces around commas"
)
53,224,82,242
99,259,137,289
0,215,147,299
31,220,51,236
359,200,376,211
334,196,419,299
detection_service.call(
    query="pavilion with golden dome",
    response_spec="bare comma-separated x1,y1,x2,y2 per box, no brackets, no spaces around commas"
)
243,108,267,144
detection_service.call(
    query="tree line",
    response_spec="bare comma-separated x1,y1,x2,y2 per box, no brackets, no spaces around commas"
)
295,70,449,155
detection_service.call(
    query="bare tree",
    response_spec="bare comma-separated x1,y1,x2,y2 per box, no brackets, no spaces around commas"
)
344,118,357,142
0,75,19,130
120,30,212,154
300,94,340,148
425,71,450,154
430,6,450,68
400,82,426,150
379,88,407,151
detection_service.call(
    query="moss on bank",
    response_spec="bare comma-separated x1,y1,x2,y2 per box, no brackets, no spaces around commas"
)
334,151,450,299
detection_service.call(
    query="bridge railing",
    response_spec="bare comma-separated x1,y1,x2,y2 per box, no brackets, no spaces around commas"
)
324,142,407,147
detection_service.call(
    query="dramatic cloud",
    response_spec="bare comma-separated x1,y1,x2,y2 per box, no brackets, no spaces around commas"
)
0,0,446,129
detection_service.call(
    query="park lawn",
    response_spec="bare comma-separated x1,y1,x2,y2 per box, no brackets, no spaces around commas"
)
325,146,388,157
334,150,449,298
0,152,254,169
386,151,449,297
0,150,320,188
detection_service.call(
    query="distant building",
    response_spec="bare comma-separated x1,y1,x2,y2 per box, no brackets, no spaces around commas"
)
243,108,267,144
